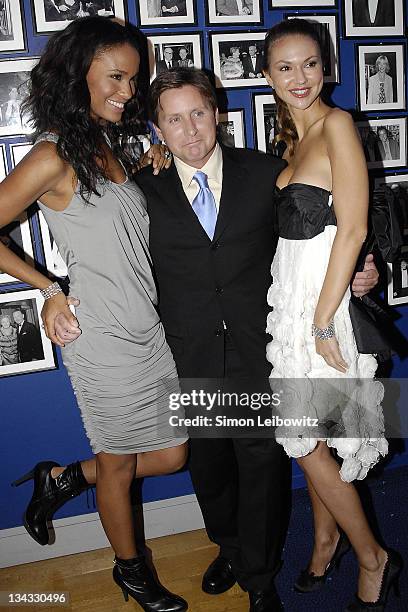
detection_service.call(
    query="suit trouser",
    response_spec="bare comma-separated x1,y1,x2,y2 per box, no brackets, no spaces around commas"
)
188,333,292,591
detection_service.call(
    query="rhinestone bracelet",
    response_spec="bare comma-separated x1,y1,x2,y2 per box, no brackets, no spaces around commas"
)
40,281,63,300
311,320,335,340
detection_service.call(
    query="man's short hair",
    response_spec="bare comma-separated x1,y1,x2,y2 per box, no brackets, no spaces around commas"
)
149,67,217,124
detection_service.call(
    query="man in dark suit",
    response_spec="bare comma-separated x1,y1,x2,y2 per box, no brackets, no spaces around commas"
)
377,127,400,161
13,310,44,362
136,68,290,612
156,47,177,74
352,0,395,27
242,45,263,79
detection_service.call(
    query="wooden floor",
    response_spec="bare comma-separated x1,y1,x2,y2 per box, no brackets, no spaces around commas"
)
0,530,249,611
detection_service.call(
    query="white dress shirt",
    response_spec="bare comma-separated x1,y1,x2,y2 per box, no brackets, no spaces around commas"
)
173,143,223,211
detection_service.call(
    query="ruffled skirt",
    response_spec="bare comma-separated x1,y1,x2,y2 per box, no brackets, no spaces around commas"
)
266,226,388,482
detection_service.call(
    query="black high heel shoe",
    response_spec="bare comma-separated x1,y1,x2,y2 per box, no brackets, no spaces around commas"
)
113,555,188,611
294,531,351,593
345,549,402,611
12,461,89,545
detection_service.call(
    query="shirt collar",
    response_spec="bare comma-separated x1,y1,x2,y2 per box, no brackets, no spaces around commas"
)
174,142,222,191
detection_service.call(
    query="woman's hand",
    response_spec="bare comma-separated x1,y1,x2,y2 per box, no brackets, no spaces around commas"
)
138,144,172,176
315,336,349,373
41,293,80,348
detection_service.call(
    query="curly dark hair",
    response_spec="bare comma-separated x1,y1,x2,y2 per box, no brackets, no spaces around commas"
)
22,16,146,201
263,19,323,157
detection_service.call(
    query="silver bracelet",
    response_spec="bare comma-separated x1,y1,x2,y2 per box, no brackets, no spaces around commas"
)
312,321,335,340
40,281,63,300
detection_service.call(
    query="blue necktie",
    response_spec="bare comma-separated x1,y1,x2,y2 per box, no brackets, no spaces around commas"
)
191,171,217,240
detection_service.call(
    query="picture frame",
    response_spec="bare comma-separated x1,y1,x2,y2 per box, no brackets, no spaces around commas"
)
270,0,337,7
252,92,277,154
357,44,406,112
207,0,262,26
285,13,339,83
0,288,57,377
147,33,203,81
343,0,405,38
9,142,68,279
356,117,407,170
210,32,268,89
374,172,408,306
0,144,35,287
0,0,26,53
0,58,38,137
217,109,246,148
31,0,126,34
137,0,196,28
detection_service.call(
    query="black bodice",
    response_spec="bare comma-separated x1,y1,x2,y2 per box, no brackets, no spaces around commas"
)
276,183,336,240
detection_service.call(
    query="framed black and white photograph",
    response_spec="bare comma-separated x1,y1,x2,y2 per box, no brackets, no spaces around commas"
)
137,0,196,28
9,142,68,279
148,34,202,80
0,1,26,53
343,0,404,38
286,14,339,83
252,93,277,154
270,0,337,7
210,32,267,89
356,117,407,170
0,58,37,137
31,0,126,34
0,289,56,376
357,44,406,112
207,0,262,26
218,110,246,148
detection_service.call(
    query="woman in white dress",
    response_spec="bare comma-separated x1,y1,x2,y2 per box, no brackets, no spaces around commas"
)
262,19,401,611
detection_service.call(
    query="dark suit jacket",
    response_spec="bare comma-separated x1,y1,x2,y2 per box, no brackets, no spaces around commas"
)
17,321,44,362
352,0,395,27
136,145,286,379
156,59,177,74
241,53,263,78
377,138,399,161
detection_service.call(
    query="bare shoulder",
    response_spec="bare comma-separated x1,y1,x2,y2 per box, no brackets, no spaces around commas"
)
21,140,67,179
323,108,355,137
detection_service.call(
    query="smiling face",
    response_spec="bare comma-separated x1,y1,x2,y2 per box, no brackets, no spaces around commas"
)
12,311,24,325
0,316,11,329
164,48,173,61
86,43,140,124
376,58,388,74
264,34,323,112
154,85,218,168
378,128,388,142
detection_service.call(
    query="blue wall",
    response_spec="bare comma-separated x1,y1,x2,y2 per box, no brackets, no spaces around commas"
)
1,0,407,531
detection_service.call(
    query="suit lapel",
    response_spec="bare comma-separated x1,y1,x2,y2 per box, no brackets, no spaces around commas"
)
213,145,248,242
156,164,211,243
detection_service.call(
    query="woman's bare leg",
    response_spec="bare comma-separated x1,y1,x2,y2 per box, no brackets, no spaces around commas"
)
96,452,138,559
304,474,340,575
297,442,387,602
51,443,187,483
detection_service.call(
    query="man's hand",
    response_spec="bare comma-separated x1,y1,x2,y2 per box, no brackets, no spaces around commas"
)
52,296,81,346
351,254,379,298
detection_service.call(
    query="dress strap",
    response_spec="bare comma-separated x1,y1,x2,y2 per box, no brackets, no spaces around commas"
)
35,132,59,145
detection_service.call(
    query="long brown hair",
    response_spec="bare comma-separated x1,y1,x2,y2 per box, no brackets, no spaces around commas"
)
263,19,323,157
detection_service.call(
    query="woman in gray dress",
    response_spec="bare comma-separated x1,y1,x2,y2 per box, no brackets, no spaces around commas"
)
1,17,188,611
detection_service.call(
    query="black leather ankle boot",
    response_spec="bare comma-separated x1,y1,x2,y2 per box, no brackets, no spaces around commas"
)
12,461,90,545
113,555,188,611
